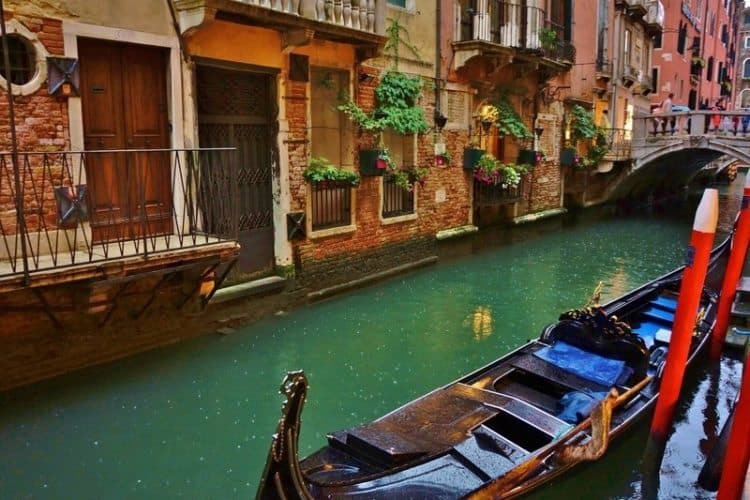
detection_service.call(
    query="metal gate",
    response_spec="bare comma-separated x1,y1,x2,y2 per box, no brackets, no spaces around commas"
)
197,65,276,276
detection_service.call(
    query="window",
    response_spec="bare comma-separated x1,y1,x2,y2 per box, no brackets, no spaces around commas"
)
707,57,714,81
652,67,659,92
382,130,416,218
745,13,750,25
741,89,750,108
310,182,352,231
653,30,662,49
745,36,750,49
0,20,48,96
718,62,724,83
744,59,750,79
677,23,687,55
310,67,355,232
0,35,34,85
624,29,631,66
310,68,352,167
387,0,406,6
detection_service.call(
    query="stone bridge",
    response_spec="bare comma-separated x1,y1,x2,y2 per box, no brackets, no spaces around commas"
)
606,110,750,199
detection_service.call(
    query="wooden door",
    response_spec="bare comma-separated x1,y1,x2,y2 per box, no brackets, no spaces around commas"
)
196,65,275,276
79,39,171,242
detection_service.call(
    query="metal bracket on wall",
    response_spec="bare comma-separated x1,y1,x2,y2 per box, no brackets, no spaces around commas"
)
32,288,63,330
287,212,306,240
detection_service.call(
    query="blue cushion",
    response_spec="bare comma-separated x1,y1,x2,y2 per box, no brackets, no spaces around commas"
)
534,341,627,388
557,390,610,424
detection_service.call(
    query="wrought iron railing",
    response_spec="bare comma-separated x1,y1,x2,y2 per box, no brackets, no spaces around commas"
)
0,148,238,281
382,174,415,218
473,176,525,206
310,181,352,231
455,1,574,63
604,128,632,161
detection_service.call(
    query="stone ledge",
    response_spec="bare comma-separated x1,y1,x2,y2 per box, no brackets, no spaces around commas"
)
436,225,479,240
211,275,287,304
511,208,567,225
307,256,438,300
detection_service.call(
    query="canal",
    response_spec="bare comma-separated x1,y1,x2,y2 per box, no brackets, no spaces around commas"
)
0,186,745,498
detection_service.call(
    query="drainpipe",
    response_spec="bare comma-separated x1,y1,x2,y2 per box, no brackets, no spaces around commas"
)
610,7,622,129
0,0,29,285
434,0,442,126
697,0,710,108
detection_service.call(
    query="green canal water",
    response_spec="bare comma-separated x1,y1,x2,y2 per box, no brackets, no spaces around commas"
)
0,192,744,499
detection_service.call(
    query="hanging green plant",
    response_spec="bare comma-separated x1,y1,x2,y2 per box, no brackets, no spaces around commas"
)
539,28,558,50
568,105,609,169
303,157,360,186
338,19,429,187
495,98,533,140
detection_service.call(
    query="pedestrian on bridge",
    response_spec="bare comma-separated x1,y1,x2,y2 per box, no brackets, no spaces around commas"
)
659,93,675,135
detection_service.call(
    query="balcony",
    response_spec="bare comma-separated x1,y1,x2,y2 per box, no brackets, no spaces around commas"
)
604,128,632,161
644,0,665,35
621,65,637,88
596,58,613,80
636,74,653,96
172,0,386,51
627,0,647,18
0,149,240,286
453,0,574,72
473,176,526,207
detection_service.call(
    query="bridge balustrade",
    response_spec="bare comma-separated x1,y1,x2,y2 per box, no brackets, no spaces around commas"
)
633,110,750,139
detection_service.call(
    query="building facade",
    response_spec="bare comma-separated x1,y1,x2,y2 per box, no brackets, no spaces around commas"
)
652,0,741,111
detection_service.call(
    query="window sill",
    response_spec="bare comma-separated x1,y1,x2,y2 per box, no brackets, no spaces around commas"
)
309,224,357,239
381,212,417,225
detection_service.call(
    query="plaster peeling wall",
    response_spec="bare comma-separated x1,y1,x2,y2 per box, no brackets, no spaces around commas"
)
7,0,173,36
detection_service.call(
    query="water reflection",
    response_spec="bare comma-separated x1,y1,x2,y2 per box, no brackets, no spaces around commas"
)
464,306,494,340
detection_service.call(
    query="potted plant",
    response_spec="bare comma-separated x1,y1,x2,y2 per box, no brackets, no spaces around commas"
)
560,148,579,167
463,139,485,170
517,149,545,167
540,28,558,51
338,19,430,184
303,157,360,188
472,153,527,188
691,56,706,68
391,165,429,191
435,150,452,166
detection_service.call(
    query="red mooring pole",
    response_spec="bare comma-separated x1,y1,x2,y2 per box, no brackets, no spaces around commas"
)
717,350,750,500
710,174,750,360
650,189,718,442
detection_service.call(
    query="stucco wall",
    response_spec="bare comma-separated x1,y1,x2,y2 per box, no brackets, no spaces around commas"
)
7,0,174,36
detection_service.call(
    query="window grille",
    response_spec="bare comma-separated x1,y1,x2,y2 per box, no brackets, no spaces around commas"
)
382,174,415,218
0,35,35,85
310,182,352,231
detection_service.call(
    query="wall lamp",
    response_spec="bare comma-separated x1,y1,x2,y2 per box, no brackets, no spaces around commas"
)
434,111,448,132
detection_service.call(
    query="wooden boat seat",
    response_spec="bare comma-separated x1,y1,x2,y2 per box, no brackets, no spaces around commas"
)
331,383,569,467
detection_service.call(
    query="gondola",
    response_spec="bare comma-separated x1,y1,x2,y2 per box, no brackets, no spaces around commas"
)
257,235,731,499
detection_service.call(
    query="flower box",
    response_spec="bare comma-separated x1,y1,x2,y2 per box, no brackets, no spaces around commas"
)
517,149,543,167
560,148,579,167
463,147,485,171
358,149,387,176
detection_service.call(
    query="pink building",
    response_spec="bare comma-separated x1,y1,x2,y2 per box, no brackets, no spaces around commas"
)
652,0,741,111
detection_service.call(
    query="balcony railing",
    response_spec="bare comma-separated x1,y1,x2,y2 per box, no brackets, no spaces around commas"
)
473,176,526,206
455,0,574,63
604,128,632,161
235,0,381,33
645,0,665,32
0,148,239,281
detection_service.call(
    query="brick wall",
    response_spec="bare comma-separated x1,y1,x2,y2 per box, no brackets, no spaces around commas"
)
288,64,472,288
0,15,69,235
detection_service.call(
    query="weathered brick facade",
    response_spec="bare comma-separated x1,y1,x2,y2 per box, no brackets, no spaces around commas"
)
288,63,473,287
